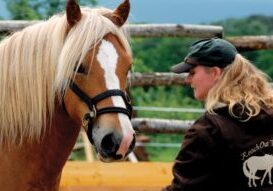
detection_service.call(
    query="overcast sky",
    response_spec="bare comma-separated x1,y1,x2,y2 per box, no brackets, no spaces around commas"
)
0,0,273,24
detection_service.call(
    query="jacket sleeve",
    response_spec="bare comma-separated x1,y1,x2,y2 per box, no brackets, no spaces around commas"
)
163,115,222,191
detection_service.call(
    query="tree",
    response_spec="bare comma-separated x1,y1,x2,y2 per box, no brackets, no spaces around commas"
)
4,0,97,20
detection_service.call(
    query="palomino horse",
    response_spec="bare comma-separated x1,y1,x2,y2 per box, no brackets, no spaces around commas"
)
0,0,135,190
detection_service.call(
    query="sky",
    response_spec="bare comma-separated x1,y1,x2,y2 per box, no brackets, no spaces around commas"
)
0,0,273,24
99,0,273,24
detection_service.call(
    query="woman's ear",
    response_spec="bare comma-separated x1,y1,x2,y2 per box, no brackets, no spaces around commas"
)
211,66,223,79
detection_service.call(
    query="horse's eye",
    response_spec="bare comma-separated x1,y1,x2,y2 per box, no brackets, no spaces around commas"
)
74,65,86,74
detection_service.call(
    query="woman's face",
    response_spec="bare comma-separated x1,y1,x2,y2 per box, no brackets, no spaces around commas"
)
185,65,221,101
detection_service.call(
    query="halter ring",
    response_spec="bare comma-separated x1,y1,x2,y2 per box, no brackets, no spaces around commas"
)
82,105,97,131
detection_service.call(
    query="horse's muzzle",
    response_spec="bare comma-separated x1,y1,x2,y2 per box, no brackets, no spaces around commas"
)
100,132,136,160
89,126,136,161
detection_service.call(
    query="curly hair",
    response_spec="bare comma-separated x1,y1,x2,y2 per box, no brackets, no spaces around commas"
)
206,54,273,121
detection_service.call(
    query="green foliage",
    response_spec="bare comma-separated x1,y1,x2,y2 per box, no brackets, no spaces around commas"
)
131,37,204,117
131,86,202,120
146,134,182,161
254,50,273,78
211,15,273,78
212,15,273,36
4,0,97,20
132,37,197,73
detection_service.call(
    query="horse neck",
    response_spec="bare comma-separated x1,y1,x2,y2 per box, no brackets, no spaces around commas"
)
0,102,81,191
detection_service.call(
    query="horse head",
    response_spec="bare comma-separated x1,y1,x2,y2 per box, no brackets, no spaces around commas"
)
62,0,135,162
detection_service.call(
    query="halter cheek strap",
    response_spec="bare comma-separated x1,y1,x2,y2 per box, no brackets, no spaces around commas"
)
69,82,132,144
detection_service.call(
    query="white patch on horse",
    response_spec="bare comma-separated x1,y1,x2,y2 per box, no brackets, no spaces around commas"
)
97,40,134,156
243,154,273,187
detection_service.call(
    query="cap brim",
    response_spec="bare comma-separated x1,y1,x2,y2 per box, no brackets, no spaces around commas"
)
170,62,194,73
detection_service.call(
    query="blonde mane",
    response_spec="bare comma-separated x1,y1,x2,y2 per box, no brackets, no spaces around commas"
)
0,7,131,145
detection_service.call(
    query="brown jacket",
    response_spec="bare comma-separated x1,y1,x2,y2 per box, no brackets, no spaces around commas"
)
164,105,273,191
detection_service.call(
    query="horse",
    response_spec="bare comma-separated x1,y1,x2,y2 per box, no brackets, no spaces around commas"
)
243,154,273,187
0,0,135,190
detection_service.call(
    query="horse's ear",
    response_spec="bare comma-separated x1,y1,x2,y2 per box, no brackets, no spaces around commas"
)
66,0,82,27
106,0,130,27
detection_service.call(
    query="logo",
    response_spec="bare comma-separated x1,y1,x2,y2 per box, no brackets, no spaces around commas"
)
243,154,273,187
241,139,273,188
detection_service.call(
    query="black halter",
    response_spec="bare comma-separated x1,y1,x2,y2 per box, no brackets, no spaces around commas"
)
69,82,132,143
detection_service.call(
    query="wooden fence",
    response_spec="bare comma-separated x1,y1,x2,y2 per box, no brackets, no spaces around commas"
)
0,21,223,37
1,21,273,51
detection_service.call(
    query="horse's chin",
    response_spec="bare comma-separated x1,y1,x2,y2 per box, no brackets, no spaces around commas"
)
96,153,126,162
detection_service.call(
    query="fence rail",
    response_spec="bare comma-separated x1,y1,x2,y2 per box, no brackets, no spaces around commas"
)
0,20,223,38
1,21,273,51
132,118,194,134
129,72,187,87
133,106,205,113
128,24,223,38
130,72,273,87
60,161,173,190
228,35,273,51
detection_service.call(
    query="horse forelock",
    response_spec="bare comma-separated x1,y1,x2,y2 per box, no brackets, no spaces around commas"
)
56,7,131,95
0,6,131,146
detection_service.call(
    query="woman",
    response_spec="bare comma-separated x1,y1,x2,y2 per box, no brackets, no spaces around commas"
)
164,38,273,191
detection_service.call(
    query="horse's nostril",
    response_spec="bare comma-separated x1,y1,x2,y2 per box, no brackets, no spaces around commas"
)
100,133,119,155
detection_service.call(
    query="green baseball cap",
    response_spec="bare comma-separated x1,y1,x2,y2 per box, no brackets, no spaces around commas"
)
171,38,238,73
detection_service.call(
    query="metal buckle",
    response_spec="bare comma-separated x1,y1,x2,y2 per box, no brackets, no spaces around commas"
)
81,105,97,132
81,117,89,132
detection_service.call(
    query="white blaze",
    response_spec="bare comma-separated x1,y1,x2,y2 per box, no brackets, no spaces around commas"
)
96,40,134,156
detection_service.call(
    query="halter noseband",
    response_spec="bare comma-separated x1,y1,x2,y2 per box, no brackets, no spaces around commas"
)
69,82,132,143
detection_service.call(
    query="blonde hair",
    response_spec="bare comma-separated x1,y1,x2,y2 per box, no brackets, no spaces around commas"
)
206,54,273,121
0,7,131,145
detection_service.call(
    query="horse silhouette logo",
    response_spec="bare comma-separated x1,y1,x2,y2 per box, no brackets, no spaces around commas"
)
243,154,273,187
